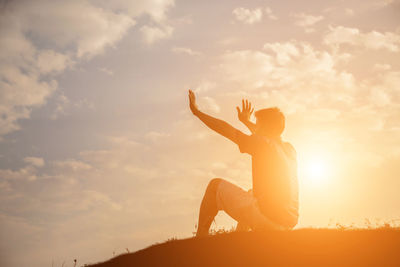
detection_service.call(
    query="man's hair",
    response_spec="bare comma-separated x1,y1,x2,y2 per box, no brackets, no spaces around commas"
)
254,107,285,137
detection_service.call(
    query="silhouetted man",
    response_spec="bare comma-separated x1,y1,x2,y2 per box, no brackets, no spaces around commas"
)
188,89,298,237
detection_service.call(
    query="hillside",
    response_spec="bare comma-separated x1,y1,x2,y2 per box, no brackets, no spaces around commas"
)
88,228,400,266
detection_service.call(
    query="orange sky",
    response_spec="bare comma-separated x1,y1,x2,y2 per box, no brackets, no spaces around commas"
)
0,0,399,266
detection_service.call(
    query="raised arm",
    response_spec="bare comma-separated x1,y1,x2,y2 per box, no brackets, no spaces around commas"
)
189,89,239,143
236,99,257,134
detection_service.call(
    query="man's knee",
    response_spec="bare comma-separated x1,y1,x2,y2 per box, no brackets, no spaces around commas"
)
207,178,223,192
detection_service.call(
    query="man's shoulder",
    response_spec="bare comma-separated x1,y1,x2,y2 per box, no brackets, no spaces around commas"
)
282,141,297,159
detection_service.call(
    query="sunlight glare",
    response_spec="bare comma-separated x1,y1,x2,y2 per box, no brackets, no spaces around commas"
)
304,156,331,184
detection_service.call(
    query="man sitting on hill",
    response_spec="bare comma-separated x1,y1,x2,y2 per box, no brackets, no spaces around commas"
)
188,89,298,236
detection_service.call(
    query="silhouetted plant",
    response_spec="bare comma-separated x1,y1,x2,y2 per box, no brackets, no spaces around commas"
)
165,236,178,242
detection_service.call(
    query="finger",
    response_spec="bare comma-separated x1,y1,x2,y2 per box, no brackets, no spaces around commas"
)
245,99,248,110
242,99,245,110
250,107,254,115
248,101,252,110
236,106,240,114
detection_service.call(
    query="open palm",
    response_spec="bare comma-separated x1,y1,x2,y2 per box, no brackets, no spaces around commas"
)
188,89,199,115
236,99,254,123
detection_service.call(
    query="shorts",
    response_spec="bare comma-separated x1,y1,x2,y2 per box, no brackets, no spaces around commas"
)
215,179,287,231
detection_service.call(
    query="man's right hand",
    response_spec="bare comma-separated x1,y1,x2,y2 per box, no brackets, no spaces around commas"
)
236,99,254,123
189,89,200,116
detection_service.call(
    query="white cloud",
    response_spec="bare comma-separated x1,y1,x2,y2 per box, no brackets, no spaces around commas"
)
200,96,221,113
345,8,355,16
219,50,274,88
53,159,92,172
145,131,171,142
219,41,356,111
0,64,57,137
140,25,174,44
50,93,70,120
324,26,400,52
263,42,300,65
373,0,395,8
193,81,216,93
12,0,135,58
50,93,95,120
232,7,263,24
218,40,400,168
172,46,202,56
374,63,392,71
293,13,324,33
0,0,174,139
265,7,278,20
0,165,38,181
97,0,175,22
23,157,45,168
36,50,73,74
98,67,114,76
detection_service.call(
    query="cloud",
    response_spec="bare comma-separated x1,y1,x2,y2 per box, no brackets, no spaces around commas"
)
145,131,171,142
374,63,392,71
0,165,38,181
193,81,216,93
200,96,221,113
265,7,278,20
140,25,174,44
373,0,395,8
232,7,263,24
0,0,174,139
263,42,300,65
98,67,114,76
172,46,202,56
293,13,324,33
0,135,209,265
23,157,45,168
36,50,73,74
219,41,355,111
217,39,400,169
50,92,95,120
324,26,400,52
97,0,175,22
53,159,93,172
11,0,135,58
345,8,355,16
219,50,273,85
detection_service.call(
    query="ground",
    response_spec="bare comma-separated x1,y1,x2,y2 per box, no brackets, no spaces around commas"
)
87,228,400,266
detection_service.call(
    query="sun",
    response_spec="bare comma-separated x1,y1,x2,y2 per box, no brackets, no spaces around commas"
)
307,158,328,181
300,154,332,185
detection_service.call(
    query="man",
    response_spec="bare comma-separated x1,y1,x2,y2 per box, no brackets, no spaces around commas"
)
188,89,298,237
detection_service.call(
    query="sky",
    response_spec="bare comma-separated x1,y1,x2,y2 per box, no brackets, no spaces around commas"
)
0,0,399,266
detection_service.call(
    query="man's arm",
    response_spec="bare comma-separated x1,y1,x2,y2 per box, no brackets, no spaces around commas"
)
237,99,257,134
189,90,239,143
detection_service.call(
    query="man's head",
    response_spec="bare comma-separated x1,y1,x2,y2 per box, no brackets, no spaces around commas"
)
254,107,285,138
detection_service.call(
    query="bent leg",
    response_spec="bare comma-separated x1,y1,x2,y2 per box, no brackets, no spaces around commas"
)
196,178,223,237
197,178,253,236
215,181,286,231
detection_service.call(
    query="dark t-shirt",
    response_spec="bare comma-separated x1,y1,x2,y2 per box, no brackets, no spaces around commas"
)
236,131,299,228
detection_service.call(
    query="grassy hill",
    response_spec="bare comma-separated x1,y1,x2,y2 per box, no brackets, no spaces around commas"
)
87,228,400,266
